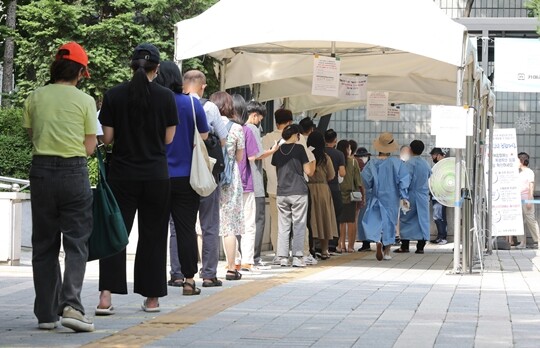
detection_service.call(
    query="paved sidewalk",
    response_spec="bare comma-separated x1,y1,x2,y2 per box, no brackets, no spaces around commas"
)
1,244,540,347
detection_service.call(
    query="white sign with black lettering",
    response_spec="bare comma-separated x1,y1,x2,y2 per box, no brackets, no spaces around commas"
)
495,38,540,93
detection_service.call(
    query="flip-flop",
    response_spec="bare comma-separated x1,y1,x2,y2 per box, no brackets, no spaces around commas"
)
141,300,160,313
95,305,115,316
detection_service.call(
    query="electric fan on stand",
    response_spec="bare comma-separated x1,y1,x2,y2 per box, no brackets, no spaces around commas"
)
429,157,459,207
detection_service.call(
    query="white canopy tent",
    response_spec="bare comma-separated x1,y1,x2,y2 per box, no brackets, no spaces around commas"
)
175,0,494,273
175,0,480,114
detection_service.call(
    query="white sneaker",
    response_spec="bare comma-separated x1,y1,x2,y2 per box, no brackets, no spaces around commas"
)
253,262,272,270
303,255,318,265
383,254,392,261
273,256,281,265
292,257,306,268
61,306,95,332
280,257,289,267
38,321,59,330
438,239,448,245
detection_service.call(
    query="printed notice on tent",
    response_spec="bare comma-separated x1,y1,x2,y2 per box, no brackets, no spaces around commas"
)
431,105,467,149
312,55,340,97
387,106,400,121
486,128,524,236
366,91,389,121
338,75,367,100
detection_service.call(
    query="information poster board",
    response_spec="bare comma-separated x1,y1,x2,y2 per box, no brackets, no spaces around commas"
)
431,105,467,149
366,91,389,121
312,55,340,97
485,128,524,237
495,38,540,93
338,75,367,100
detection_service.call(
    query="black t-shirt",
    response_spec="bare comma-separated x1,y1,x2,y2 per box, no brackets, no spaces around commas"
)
271,143,309,196
99,82,178,180
325,147,346,191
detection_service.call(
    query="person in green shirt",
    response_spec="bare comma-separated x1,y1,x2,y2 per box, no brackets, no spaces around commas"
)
23,42,97,333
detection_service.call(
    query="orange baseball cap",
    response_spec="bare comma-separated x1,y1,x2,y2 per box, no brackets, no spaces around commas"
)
55,41,90,78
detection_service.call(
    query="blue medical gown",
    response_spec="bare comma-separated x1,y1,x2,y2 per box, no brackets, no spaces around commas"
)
399,156,432,241
361,157,410,246
357,187,371,241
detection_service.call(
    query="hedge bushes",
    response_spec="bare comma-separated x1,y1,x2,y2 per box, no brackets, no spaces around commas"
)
0,108,32,179
0,108,99,186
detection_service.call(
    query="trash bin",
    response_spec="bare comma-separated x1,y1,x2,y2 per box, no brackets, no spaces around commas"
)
0,192,29,265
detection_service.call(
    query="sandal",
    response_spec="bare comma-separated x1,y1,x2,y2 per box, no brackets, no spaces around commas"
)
167,278,184,287
225,270,242,281
320,253,330,260
202,278,223,287
347,249,355,253
182,281,201,296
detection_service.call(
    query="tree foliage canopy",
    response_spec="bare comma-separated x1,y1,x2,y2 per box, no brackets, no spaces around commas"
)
1,0,218,105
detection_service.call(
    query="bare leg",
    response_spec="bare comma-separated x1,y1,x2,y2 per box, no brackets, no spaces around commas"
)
223,235,237,271
98,290,112,309
347,222,356,252
338,223,347,252
320,239,329,257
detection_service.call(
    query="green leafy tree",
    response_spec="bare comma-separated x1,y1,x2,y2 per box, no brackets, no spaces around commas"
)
0,107,32,179
526,0,540,34
12,0,218,105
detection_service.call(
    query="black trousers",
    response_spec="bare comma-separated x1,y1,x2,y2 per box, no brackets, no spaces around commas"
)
400,239,426,251
329,189,343,247
99,179,170,297
170,177,200,279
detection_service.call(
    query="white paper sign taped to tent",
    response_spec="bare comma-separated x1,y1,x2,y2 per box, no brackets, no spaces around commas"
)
367,91,389,121
338,75,367,100
487,128,524,236
387,106,400,121
431,105,467,149
312,55,340,97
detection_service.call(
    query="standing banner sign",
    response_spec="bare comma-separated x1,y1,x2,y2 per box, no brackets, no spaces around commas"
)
495,38,540,93
485,128,524,237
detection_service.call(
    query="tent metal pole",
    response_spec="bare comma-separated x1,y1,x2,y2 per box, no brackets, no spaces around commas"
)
220,59,228,91
487,108,494,253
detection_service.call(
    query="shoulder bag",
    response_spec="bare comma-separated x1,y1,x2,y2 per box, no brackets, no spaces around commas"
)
350,159,363,202
189,96,218,197
88,147,129,261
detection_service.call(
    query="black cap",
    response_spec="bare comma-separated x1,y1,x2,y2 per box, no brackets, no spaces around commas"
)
430,147,445,156
354,147,371,157
132,43,160,63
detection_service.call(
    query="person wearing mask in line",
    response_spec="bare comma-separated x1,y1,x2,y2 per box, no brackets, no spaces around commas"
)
362,133,410,261
211,91,245,280
232,95,261,272
300,117,316,137
155,61,209,295
24,42,97,332
394,140,431,254
262,109,317,266
307,131,337,259
97,44,178,313
272,125,316,267
181,70,228,287
395,145,412,245
429,148,448,245
337,140,364,253
355,147,372,252
324,129,347,252
517,152,540,249
244,101,279,268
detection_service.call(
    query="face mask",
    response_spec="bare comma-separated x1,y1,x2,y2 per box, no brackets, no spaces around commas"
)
361,157,369,164
400,154,410,162
433,158,439,164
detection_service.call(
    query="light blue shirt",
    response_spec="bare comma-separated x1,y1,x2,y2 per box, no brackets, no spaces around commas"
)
190,93,227,141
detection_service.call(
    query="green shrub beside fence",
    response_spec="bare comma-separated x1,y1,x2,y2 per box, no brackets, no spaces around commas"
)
0,108,33,180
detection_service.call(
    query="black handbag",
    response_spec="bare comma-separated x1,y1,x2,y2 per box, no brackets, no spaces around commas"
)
88,148,128,261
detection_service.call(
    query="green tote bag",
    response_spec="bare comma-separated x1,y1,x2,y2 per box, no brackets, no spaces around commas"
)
88,148,128,261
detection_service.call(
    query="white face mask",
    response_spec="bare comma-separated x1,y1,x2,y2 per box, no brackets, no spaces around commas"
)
400,154,410,162
361,157,369,164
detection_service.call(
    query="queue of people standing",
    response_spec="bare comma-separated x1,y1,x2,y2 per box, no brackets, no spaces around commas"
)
24,41,451,333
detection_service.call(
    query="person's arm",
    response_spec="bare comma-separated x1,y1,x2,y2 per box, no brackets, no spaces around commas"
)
256,140,279,160
101,126,114,145
194,97,209,141
338,165,346,178
84,134,97,156
236,148,244,163
304,161,316,177
527,176,535,209
165,126,176,144
205,102,227,146
200,132,209,141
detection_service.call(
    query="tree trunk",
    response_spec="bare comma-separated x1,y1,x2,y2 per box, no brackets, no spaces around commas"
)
464,0,475,17
2,0,17,107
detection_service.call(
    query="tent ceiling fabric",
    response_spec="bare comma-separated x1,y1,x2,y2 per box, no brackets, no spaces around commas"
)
174,0,483,113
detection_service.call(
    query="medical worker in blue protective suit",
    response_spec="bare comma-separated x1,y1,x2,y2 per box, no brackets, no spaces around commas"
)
361,133,410,261
394,140,431,254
